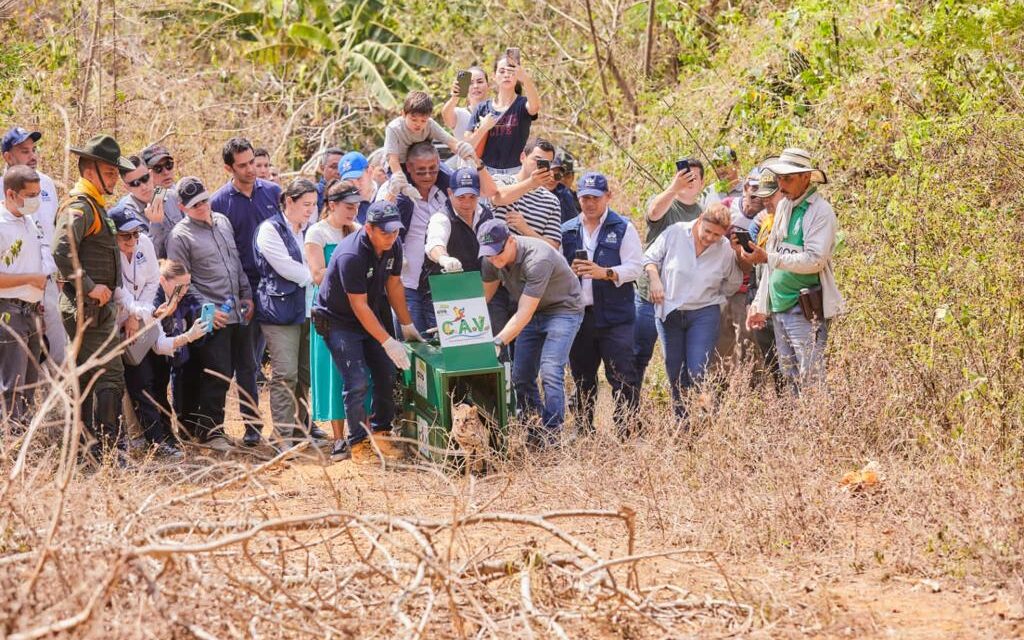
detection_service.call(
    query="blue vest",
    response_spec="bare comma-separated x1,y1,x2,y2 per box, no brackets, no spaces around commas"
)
561,210,635,328
254,215,306,325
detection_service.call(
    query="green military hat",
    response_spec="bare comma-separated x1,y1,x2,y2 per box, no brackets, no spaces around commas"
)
70,134,134,172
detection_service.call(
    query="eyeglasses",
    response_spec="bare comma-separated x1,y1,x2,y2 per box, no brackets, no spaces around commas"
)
126,173,151,188
117,230,142,240
151,160,174,174
411,166,439,177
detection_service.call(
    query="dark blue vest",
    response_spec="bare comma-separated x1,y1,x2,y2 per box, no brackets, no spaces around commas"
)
418,202,494,293
254,215,307,325
561,210,635,328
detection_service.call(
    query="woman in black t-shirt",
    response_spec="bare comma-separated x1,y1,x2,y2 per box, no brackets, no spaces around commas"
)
467,53,542,174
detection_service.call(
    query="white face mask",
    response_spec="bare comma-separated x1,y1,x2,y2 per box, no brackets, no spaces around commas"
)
19,195,41,215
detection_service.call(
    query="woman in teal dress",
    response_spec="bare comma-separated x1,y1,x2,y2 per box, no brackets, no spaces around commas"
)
305,179,362,460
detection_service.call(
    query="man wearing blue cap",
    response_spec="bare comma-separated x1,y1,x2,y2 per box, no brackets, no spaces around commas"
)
478,219,584,445
2,127,66,367
337,151,374,224
312,201,423,462
424,166,494,277
561,172,643,437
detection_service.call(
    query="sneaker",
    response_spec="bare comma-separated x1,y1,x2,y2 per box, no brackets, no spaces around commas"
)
330,439,351,462
154,442,184,459
204,435,234,453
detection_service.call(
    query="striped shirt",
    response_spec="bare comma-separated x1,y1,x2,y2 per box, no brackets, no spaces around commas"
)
491,173,563,245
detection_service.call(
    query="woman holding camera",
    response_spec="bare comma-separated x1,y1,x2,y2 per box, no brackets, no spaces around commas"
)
467,52,542,174
642,203,746,418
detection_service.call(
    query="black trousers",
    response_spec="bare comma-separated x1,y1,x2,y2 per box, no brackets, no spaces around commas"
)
178,324,247,440
124,350,174,444
568,309,639,435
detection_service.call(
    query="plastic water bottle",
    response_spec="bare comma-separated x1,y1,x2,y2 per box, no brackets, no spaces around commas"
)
221,295,235,323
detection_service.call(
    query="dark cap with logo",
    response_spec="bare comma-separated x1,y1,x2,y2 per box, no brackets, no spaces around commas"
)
450,167,481,197
477,219,511,258
2,127,42,153
141,144,173,167
365,201,405,233
576,172,609,197
110,208,146,233
177,176,211,208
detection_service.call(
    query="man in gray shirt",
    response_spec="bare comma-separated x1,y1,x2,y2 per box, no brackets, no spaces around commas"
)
165,176,253,450
478,220,583,445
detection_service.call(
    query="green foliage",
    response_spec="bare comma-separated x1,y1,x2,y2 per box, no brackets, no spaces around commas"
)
182,0,445,110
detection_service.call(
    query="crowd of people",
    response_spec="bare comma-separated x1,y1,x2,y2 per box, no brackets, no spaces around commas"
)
0,51,845,466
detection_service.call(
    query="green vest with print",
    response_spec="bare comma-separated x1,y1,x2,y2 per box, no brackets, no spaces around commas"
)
768,197,821,313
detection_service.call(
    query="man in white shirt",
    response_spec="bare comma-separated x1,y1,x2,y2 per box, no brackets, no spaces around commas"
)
0,166,52,423
560,173,643,436
1,127,66,367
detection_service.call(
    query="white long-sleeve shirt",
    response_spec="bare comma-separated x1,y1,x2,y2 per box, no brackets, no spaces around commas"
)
118,233,160,321
0,205,52,303
574,210,643,307
255,219,314,315
642,220,743,320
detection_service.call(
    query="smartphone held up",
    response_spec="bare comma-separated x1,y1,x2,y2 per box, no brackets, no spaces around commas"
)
505,47,521,67
456,70,471,98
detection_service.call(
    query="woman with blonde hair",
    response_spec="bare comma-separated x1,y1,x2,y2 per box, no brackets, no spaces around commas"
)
642,203,747,416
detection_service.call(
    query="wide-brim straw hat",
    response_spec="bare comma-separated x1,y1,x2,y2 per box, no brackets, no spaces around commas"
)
69,134,135,173
763,148,828,184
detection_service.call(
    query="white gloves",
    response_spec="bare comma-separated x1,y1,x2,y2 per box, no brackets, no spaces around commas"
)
455,141,475,160
401,323,425,342
388,172,421,200
438,255,463,273
185,318,211,342
383,337,410,369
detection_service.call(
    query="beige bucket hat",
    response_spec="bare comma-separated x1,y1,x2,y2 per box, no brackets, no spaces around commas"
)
763,148,828,184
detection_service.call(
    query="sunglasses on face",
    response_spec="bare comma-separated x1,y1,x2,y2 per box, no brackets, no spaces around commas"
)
118,230,142,240
411,166,439,176
126,173,151,188
152,160,175,174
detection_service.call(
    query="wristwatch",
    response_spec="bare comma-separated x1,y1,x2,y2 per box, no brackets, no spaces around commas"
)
605,268,616,281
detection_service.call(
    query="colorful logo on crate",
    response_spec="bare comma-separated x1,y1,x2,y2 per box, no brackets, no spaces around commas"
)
435,300,491,345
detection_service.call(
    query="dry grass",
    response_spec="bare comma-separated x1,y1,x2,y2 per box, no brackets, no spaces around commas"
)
1,341,1023,637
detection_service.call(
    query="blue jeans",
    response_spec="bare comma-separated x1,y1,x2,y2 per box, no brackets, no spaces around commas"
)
773,305,829,393
394,287,437,335
632,294,658,389
657,305,720,417
512,311,584,435
323,325,396,445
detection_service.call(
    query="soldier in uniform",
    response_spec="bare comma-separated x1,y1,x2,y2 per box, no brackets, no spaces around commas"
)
52,135,135,461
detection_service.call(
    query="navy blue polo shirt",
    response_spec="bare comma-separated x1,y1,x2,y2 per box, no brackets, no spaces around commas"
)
209,178,282,293
314,227,403,333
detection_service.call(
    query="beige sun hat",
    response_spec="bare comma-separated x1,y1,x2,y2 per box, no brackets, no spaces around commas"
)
763,148,828,184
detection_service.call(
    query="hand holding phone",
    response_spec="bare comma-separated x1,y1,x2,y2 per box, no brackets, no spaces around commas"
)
506,47,521,66
573,249,589,263
675,159,690,173
536,159,551,171
200,303,216,334
731,229,755,253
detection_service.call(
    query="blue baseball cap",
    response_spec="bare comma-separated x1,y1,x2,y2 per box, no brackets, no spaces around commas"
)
450,167,480,197
477,219,511,258
364,201,404,233
339,151,368,180
577,172,609,197
2,127,41,153
110,208,145,233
